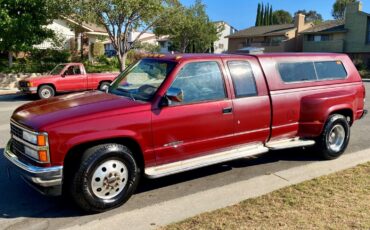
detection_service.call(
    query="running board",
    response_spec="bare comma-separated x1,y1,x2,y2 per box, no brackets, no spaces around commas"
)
145,144,269,179
266,138,315,150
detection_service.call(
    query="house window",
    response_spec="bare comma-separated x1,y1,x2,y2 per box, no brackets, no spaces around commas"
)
367,17,370,44
307,34,333,42
218,43,224,49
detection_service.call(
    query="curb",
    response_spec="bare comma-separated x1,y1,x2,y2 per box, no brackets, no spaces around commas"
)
64,148,370,230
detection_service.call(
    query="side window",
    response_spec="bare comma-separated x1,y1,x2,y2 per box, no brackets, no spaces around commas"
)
170,61,226,104
228,61,258,97
65,66,81,75
278,62,317,82
314,61,347,80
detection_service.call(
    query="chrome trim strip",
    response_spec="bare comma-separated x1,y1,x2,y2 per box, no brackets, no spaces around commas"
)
266,138,315,150
145,143,269,179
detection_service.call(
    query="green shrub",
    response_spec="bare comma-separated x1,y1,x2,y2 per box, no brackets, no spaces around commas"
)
29,49,71,63
92,42,105,58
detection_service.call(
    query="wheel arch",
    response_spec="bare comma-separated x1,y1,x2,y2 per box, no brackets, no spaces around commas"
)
38,83,56,92
62,137,145,192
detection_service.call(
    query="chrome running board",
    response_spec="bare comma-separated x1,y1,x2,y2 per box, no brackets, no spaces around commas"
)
266,138,315,150
145,143,269,179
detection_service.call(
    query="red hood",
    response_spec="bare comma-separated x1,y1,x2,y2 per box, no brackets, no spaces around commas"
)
24,75,56,82
12,91,148,130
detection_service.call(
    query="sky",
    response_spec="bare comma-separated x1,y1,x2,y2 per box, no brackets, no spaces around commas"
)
179,0,370,30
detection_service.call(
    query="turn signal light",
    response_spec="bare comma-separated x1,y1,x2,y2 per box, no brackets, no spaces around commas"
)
38,150,48,162
37,135,46,146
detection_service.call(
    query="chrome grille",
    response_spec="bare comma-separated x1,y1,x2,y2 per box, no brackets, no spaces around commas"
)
10,123,23,139
11,138,25,156
18,81,28,88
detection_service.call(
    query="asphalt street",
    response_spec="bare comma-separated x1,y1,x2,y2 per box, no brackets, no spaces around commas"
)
0,84,369,230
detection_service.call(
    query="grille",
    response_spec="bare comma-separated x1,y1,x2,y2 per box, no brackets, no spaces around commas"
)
18,81,28,88
11,138,25,156
10,123,23,139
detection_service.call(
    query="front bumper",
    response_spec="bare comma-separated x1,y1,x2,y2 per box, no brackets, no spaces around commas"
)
18,86,37,94
4,141,63,196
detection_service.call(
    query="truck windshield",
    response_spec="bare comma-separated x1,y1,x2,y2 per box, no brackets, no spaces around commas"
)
109,59,176,101
49,64,66,75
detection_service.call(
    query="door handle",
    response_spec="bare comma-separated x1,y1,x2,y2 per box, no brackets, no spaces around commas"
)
222,107,233,114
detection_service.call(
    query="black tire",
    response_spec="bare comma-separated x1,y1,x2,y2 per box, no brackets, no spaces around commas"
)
38,85,55,99
99,82,110,91
69,144,141,212
315,114,350,160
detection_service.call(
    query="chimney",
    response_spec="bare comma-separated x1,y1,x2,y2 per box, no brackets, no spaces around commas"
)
346,1,362,16
294,13,306,33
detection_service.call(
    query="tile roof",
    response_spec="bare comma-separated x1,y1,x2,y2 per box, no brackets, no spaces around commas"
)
302,20,346,34
227,24,296,38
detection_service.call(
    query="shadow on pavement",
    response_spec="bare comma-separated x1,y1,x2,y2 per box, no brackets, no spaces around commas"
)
0,94,36,102
0,147,330,219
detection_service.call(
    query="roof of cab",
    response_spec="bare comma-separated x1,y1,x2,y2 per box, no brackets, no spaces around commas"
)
143,53,349,62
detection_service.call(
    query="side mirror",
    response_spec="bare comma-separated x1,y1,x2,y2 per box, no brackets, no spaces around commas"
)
61,72,66,78
166,87,183,103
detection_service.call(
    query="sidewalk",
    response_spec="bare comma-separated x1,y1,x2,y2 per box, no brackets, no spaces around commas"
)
66,148,370,230
0,89,19,96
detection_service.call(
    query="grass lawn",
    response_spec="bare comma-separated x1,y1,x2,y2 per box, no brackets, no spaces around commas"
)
163,162,370,230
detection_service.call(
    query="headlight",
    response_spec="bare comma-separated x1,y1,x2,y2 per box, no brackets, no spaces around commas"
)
27,82,33,87
24,146,39,159
21,130,49,162
23,131,37,144
22,131,47,146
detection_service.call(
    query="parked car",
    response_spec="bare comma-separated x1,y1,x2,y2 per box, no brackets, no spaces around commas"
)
18,63,118,99
105,49,117,58
4,53,366,212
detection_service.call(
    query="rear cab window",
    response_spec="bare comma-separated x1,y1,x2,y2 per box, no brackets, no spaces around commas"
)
227,61,258,97
277,60,347,83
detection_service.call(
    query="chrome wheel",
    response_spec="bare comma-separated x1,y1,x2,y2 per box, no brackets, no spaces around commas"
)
41,88,51,98
327,124,345,152
91,159,128,200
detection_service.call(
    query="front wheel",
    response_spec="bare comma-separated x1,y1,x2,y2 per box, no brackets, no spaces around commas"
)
315,114,350,160
99,82,111,91
38,85,55,99
69,144,141,212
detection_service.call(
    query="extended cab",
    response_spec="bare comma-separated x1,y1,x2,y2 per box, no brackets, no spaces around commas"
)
18,63,118,99
4,53,366,212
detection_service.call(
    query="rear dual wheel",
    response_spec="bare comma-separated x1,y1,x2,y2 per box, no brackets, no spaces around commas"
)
315,114,350,160
69,144,140,212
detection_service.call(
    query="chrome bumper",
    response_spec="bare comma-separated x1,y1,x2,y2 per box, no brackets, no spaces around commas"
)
4,141,63,196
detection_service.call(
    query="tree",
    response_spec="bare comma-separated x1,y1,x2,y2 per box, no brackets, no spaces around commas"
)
269,5,273,26
57,0,178,72
0,0,56,67
295,10,323,24
255,3,261,26
255,3,274,26
272,10,293,25
154,0,219,53
332,0,357,19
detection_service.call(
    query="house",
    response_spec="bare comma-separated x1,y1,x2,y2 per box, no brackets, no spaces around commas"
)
34,17,109,60
302,2,370,66
104,31,171,55
213,21,238,54
227,14,314,53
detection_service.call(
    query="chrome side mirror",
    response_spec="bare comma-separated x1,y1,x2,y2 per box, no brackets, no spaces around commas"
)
166,87,183,103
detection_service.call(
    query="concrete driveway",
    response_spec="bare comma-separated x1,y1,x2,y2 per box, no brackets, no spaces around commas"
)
0,84,369,230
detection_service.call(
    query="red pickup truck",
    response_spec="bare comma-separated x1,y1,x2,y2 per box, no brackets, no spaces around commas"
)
4,53,366,212
18,63,118,99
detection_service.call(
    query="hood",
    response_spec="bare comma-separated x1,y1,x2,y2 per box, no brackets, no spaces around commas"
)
23,75,58,81
12,91,148,130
